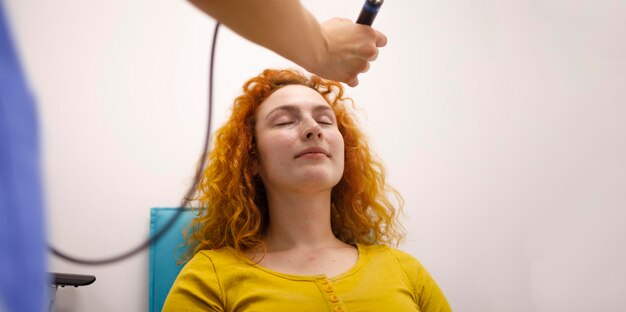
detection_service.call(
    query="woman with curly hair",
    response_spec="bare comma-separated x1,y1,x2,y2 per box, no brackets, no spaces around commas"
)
163,69,451,312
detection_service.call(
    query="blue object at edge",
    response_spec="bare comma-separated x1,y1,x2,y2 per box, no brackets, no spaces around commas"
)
0,1,48,311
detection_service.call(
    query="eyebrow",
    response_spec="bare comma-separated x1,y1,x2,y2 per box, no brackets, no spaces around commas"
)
265,104,333,121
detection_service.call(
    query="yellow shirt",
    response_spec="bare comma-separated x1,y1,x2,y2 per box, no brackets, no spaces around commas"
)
163,244,451,312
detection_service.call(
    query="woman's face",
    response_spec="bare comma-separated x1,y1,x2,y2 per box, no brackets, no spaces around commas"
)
254,85,345,195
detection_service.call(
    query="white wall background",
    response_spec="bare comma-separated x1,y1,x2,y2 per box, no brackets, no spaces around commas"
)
5,0,626,311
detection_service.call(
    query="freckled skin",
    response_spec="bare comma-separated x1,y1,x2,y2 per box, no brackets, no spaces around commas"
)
254,85,345,195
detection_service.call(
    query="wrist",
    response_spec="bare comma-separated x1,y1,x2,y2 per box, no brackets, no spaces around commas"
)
297,12,329,77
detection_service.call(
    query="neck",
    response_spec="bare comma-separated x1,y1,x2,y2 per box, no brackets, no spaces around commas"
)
262,189,343,251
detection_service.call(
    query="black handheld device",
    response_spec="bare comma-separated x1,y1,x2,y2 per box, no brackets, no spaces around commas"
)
356,0,384,26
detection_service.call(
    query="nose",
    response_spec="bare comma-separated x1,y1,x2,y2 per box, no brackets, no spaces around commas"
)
306,131,322,140
302,120,322,141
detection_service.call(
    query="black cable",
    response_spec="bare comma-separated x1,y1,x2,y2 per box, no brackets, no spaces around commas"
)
49,22,221,265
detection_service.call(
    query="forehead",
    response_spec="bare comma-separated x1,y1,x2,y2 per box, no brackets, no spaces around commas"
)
257,85,330,115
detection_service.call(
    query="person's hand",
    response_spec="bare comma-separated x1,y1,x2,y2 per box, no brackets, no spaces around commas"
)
310,18,387,87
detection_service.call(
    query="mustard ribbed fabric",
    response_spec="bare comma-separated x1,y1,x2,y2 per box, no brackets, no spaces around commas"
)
163,244,451,311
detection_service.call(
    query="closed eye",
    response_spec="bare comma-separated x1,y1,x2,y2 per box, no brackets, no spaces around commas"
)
316,111,336,126
317,116,334,125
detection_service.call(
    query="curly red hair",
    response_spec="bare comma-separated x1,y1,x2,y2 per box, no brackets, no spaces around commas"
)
184,69,404,260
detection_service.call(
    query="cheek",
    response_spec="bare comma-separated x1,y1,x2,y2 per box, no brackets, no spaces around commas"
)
257,133,293,163
331,130,345,155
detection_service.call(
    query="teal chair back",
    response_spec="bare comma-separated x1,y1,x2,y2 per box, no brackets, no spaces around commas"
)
149,208,196,312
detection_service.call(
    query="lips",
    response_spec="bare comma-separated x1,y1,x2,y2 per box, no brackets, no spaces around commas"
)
295,146,329,158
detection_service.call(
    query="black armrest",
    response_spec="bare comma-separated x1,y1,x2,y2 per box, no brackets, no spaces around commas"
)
50,273,96,287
